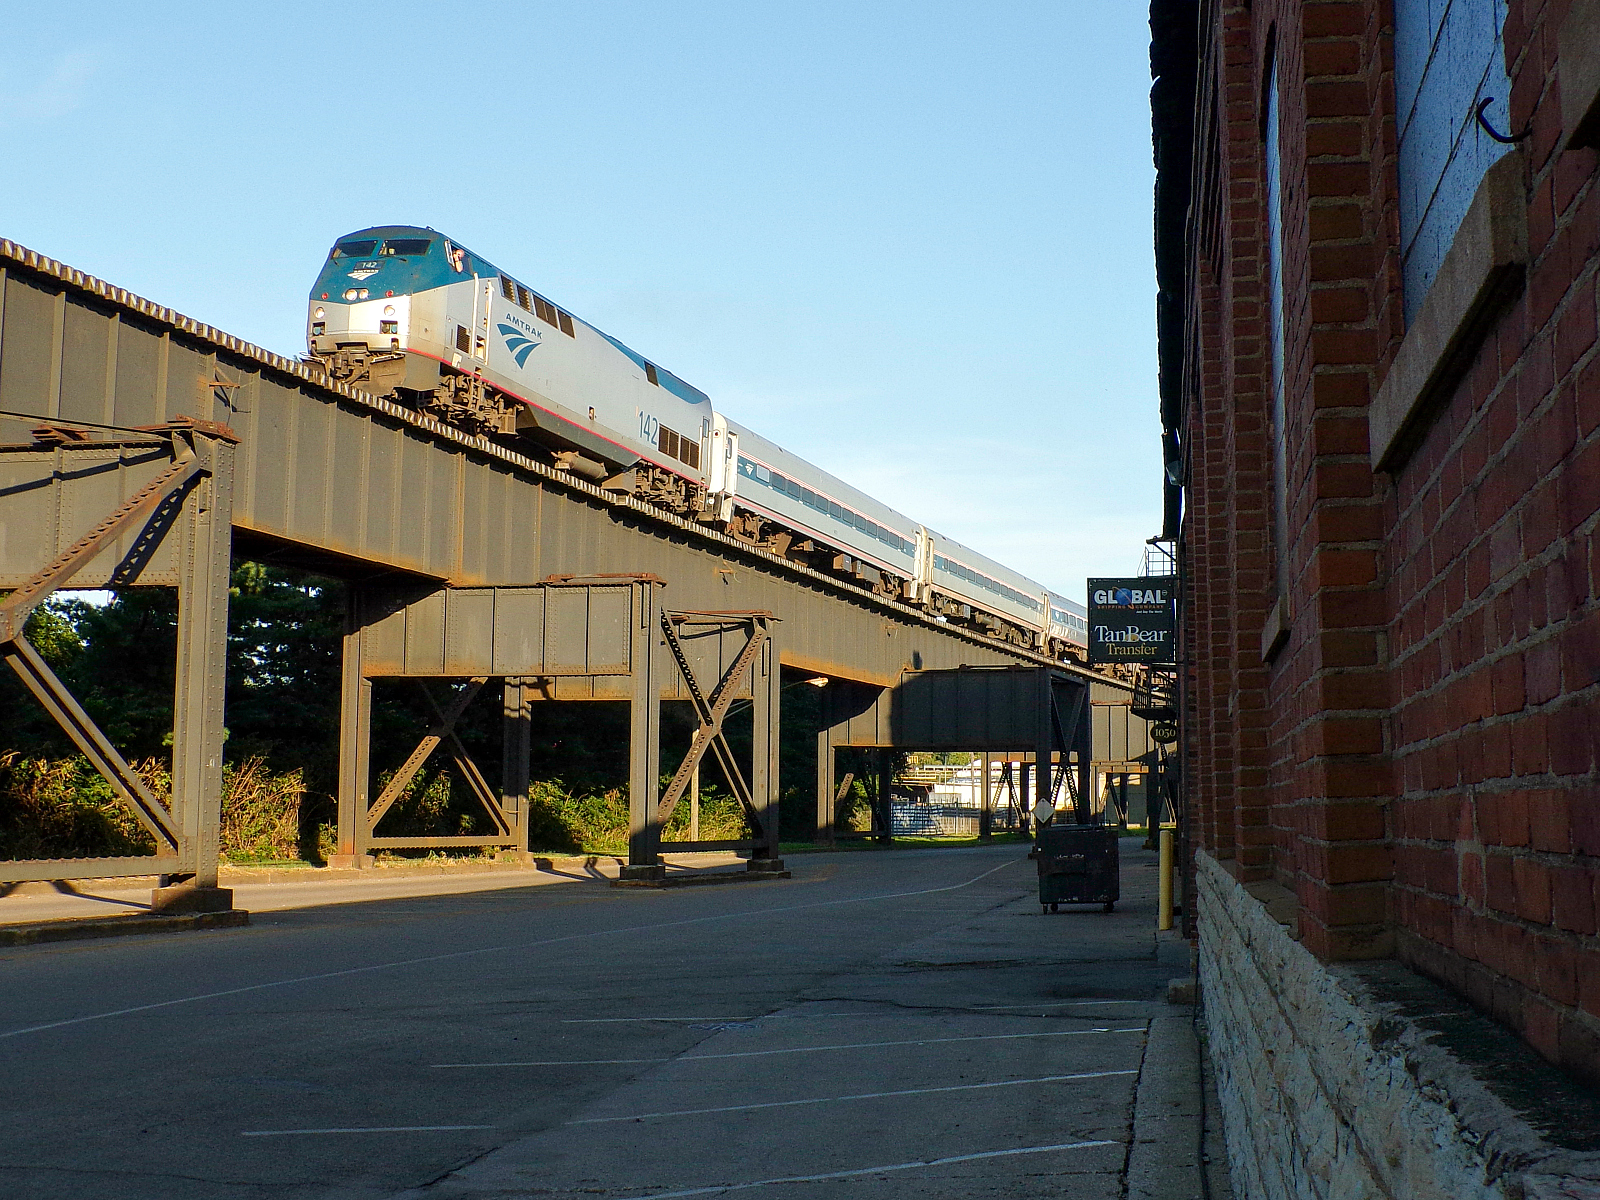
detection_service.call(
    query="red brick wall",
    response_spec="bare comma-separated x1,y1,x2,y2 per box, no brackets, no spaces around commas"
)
1382,0,1600,1080
1177,0,1600,1081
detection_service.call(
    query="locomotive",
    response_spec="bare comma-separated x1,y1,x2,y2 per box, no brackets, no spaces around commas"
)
306,225,1088,659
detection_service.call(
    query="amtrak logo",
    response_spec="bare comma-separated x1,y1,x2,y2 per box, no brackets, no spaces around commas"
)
497,322,542,367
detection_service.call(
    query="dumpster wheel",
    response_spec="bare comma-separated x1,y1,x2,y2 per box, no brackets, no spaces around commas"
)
1103,902,1115,913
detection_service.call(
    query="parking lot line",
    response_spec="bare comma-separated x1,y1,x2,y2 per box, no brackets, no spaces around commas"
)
612,1139,1121,1198
240,1125,495,1137
434,1026,1147,1068
569,1069,1138,1125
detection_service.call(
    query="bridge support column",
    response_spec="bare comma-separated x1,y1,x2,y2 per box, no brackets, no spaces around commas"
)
874,751,892,844
623,583,663,878
747,628,783,873
163,433,235,901
815,715,837,845
333,601,373,869
502,679,531,854
1074,681,1093,824
979,752,993,838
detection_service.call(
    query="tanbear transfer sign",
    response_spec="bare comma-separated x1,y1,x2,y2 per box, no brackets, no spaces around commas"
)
1086,577,1177,665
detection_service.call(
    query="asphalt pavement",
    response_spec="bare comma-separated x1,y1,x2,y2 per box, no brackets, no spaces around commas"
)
0,841,1223,1199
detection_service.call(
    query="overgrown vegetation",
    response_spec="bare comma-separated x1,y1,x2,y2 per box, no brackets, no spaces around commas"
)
0,753,158,860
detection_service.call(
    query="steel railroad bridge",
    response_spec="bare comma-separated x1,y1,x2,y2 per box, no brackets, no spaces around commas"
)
0,240,1144,906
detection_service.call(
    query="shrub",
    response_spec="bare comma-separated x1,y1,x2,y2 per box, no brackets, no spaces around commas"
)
0,752,158,860
218,758,304,862
0,753,308,864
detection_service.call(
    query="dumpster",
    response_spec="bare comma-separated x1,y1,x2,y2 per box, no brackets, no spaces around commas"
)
1033,823,1119,913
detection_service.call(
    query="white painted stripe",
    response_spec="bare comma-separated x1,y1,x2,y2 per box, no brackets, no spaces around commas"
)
433,1026,1147,1068
563,1016,762,1024
613,1140,1120,1198
568,1069,1137,1125
240,1125,494,1137
561,1003,1132,1024
973,1000,1144,1009
4,857,1026,1041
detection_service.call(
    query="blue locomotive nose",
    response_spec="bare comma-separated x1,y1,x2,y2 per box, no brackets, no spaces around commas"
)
311,231,445,302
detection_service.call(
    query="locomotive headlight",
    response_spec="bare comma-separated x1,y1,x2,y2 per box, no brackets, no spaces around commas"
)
383,305,395,317
314,306,325,319
343,287,369,301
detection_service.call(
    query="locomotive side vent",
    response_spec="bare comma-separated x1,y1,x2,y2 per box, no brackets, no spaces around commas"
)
656,425,701,469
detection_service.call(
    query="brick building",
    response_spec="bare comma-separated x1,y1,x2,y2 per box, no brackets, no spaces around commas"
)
1152,0,1600,1192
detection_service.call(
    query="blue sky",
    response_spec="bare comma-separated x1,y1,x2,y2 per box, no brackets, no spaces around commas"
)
2,1,1159,601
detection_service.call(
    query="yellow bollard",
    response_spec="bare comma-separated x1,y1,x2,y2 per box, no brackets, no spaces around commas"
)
1158,827,1175,931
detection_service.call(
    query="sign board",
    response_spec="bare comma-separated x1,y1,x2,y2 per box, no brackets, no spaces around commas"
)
1086,576,1177,665
1150,722,1179,744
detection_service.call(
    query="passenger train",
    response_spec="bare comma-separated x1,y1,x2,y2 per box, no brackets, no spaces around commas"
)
306,226,1089,658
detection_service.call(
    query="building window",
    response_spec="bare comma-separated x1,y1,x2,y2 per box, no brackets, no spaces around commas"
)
1393,0,1514,323
1263,51,1291,595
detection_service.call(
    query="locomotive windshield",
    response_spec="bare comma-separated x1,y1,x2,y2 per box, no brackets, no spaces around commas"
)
332,239,379,259
383,238,431,256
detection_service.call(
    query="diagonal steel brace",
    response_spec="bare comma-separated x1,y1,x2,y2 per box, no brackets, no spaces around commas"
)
656,615,765,827
365,679,498,832
1050,681,1087,818
0,445,204,641
415,682,512,838
659,615,754,805
655,614,767,831
2,636,179,847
